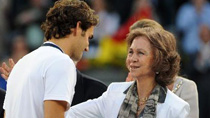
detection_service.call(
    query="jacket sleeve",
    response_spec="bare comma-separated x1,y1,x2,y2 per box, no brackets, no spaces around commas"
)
176,103,190,118
66,84,113,118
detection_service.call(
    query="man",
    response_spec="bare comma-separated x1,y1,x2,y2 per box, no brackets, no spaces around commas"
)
2,0,99,118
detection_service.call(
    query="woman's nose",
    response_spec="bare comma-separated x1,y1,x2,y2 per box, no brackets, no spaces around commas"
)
130,54,138,62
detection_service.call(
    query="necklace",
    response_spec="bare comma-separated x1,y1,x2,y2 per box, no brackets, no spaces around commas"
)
137,97,148,112
138,97,148,106
139,97,148,102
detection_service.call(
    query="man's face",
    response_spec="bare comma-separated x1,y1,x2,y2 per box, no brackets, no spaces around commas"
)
200,25,210,43
71,26,94,62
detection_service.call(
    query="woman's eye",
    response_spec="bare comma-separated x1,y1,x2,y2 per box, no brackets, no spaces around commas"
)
138,52,144,55
128,50,133,54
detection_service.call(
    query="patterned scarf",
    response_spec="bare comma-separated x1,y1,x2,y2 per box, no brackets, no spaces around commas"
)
117,81,167,118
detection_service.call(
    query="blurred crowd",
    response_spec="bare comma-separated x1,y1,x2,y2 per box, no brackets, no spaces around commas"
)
0,0,210,117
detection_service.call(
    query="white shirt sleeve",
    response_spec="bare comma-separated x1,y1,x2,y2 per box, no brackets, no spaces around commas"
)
43,56,76,110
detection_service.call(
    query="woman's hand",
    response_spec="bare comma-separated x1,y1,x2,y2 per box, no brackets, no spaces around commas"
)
0,59,15,80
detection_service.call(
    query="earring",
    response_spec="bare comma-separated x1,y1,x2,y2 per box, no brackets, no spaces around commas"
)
156,72,159,74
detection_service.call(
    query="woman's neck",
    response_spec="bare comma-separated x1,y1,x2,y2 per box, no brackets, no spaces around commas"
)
136,76,156,99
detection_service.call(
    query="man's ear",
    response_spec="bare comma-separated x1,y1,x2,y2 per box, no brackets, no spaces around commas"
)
73,21,82,36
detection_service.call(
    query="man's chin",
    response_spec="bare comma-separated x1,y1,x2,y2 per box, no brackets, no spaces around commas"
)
71,57,81,63
76,56,83,62
71,53,83,63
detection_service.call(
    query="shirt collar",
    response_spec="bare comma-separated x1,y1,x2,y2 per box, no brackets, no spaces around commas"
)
42,41,64,53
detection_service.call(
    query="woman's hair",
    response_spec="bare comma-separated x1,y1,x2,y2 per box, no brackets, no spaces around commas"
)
126,28,181,86
130,19,163,31
41,0,99,40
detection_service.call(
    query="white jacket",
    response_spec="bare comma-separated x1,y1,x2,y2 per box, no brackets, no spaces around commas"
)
67,82,190,118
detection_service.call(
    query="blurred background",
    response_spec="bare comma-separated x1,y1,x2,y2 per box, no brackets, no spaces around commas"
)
0,0,210,117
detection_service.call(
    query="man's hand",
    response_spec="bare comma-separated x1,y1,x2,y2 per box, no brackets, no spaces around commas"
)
0,59,15,80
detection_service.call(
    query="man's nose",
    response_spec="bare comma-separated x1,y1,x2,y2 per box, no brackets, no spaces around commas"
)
84,46,89,52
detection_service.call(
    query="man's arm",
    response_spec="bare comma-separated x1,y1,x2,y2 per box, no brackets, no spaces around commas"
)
4,101,68,118
44,100,68,118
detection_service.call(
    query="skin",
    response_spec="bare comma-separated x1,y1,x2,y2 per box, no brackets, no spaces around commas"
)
70,23,94,62
126,36,156,115
44,100,67,118
0,59,14,80
126,36,154,79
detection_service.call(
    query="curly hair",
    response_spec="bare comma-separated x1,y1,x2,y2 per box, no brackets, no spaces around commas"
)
126,28,181,87
41,0,99,40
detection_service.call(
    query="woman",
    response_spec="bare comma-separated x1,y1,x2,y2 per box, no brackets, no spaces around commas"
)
66,28,189,118
126,19,199,118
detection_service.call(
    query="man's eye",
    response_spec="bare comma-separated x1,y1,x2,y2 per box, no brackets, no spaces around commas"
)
89,35,93,40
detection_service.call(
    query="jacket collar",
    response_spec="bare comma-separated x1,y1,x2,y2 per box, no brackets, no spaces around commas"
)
123,82,167,103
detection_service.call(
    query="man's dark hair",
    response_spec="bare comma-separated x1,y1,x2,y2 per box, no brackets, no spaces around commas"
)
41,0,99,40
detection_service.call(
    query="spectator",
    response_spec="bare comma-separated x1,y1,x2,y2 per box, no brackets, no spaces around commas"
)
176,0,210,76
195,24,210,118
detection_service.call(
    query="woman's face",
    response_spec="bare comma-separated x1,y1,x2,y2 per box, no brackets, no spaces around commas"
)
126,36,154,79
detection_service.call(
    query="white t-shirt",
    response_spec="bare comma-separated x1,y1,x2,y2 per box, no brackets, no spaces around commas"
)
3,42,76,118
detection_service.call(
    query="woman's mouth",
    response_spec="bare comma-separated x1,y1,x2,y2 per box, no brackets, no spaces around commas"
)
130,66,140,70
